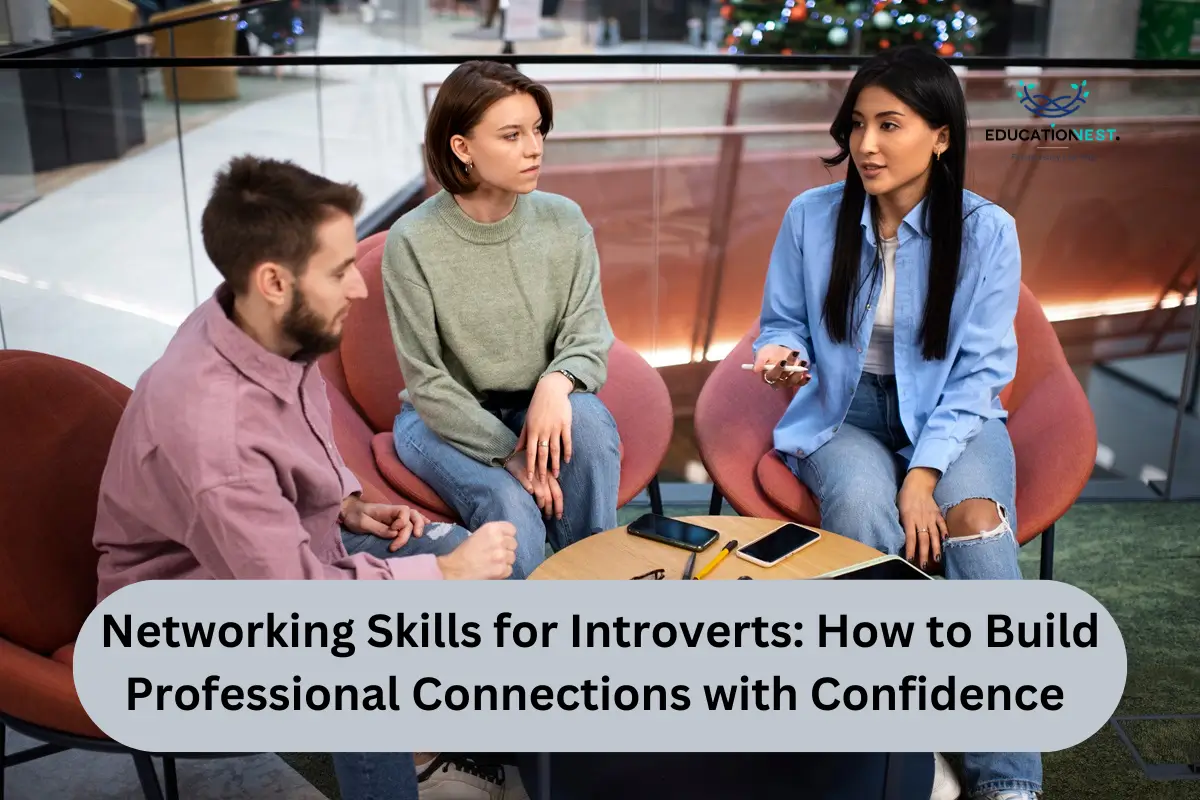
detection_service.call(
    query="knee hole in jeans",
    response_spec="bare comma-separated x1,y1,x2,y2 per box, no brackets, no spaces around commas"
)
943,498,1009,541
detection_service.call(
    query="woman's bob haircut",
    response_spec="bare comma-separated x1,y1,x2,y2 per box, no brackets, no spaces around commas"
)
424,60,554,195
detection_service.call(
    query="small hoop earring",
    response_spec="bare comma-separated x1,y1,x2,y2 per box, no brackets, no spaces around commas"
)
935,150,941,161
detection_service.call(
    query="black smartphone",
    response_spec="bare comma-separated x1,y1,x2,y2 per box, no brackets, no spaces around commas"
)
736,523,822,567
626,514,719,552
821,555,935,580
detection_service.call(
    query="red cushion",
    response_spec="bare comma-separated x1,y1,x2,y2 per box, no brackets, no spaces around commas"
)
371,433,456,517
756,450,821,525
342,246,409,434
0,351,130,657
0,637,104,740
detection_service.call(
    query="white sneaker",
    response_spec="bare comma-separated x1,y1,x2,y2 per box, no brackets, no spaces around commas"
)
931,752,962,800
980,793,1039,800
416,755,529,800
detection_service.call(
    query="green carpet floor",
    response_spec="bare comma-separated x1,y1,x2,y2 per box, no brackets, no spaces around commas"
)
280,500,1200,799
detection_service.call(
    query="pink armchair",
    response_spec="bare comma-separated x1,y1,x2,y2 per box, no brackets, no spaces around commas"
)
318,232,675,524
693,283,1097,579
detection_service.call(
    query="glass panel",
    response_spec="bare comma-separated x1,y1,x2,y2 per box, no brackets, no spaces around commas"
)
1,25,1196,500
0,62,192,388
172,5,328,308
531,67,665,360
1168,339,1200,500
322,0,663,55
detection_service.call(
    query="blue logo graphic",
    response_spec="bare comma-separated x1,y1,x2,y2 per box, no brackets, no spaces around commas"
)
1017,80,1089,119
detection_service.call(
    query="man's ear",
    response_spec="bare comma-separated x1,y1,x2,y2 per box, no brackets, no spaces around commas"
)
250,262,291,308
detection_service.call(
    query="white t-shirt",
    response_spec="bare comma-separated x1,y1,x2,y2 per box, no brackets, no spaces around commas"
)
862,236,897,375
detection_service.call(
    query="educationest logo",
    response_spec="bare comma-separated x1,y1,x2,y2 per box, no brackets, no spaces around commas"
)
985,79,1119,151
1018,79,1088,118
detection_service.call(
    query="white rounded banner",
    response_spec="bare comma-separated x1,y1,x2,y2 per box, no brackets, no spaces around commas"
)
73,578,1127,753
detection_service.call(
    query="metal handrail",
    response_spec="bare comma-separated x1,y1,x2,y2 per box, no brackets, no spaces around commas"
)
4,52,1200,69
426,68,1200,91
541,115,1200,143
422,69,1200,117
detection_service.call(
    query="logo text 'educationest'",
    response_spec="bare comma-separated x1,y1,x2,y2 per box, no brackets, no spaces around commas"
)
985,78,1120,151
985,128,1118,143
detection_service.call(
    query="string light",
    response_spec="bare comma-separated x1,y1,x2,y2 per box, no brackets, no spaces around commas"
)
725,0,986,55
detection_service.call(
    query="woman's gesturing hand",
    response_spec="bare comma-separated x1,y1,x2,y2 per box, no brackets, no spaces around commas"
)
518,372,575,482
753,345,811,390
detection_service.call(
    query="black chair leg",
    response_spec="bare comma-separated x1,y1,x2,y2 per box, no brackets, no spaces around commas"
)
648,476,663,516
2,722,7,800
163,756,178,800
1040,523,1055,581
708,485,724,516
131,752,165,800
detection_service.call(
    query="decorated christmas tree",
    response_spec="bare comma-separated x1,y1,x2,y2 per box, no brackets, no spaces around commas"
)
721,0,991,57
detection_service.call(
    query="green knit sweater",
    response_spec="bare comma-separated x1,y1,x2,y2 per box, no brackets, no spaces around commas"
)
381,189,615,466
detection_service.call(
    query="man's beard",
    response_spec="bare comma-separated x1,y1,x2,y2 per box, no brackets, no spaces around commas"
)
282,289,343,358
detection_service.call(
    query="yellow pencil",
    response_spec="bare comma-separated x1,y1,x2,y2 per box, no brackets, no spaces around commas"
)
693,540,738,579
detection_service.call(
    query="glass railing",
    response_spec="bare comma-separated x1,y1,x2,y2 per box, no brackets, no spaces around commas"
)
1,4,1198,499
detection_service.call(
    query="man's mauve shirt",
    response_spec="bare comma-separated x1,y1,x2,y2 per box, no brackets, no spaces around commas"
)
93,285,442,603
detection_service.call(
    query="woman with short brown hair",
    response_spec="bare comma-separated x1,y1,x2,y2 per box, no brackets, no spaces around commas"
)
381,60,621,588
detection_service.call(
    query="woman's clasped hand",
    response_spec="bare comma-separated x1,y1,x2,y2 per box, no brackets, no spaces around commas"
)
503,371,578,520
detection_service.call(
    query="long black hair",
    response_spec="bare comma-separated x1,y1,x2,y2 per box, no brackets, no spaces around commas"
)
820,46,970,362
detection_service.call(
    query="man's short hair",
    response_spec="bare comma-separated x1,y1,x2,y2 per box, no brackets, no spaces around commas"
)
200,155,364,294
425,60,554,195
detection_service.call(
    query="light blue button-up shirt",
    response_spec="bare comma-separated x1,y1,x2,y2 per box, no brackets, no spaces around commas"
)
753,181,1021,474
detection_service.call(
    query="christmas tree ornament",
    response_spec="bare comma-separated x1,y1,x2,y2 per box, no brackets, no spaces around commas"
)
725,0,987,57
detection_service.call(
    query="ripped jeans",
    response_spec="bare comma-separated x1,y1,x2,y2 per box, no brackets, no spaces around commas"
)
784,371,1042,798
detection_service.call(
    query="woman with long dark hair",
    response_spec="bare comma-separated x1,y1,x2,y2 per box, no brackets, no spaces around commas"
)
752,46,1042,800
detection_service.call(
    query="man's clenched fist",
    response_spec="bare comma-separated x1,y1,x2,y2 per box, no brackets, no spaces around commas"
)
437,522,518,580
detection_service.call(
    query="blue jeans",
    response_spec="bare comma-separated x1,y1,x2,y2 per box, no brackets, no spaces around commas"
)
785,372,1042,799
335,533,474,800
392,392,621,579
342,519,471,560
332,752,418,800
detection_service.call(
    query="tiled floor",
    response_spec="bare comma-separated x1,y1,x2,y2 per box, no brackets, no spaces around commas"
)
3,728,326,799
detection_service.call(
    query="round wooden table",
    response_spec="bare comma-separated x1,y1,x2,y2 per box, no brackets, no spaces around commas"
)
528,516,882,580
